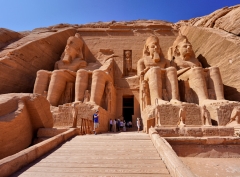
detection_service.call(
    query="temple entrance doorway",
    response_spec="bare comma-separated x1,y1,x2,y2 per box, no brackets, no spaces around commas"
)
122,96,134,123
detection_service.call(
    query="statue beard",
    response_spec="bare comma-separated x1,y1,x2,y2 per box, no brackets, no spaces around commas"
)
152,52,160,62
62,53,72,64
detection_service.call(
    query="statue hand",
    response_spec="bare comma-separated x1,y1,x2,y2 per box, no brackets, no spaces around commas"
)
64,70,76,77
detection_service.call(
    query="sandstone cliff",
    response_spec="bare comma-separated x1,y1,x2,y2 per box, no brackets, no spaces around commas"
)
175,5,240,101
0,5,239,101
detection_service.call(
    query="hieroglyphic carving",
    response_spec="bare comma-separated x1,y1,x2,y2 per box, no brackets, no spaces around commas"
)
53,103,74,127
155,104,179,125
76,103,95,127
184,104,202,125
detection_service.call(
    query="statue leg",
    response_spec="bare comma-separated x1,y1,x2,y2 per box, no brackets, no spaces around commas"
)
189,67,208,104
47,70,75,106
75,69,88,102
209,67,224,100
33,70,51,94
145,67,163,105
90,70,111,105
165,67,179,101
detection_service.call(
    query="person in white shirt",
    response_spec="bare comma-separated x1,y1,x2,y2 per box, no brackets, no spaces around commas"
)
109,119,113,132
137,118,141,133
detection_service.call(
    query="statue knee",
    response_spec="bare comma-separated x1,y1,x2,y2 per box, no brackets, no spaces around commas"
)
93,70,106,78
166,66,176,72
51,70,65,78
36,70,49,78
76,69,88,77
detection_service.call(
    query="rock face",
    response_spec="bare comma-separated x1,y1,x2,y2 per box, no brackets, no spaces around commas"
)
0,93,53,159
176,5,240,36
0,28,23,49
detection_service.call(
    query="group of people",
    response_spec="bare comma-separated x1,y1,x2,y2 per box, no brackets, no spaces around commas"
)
92,111,142,135
109,119,126,132
108,118,141,133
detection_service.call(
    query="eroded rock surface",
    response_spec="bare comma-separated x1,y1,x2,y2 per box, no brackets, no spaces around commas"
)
176,5,240,36
0,93,53,159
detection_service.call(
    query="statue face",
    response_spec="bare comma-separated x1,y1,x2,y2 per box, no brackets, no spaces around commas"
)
125,51,131,58
62,36,83,64
147,41,161,62
65,40,78,59
177,41,193,60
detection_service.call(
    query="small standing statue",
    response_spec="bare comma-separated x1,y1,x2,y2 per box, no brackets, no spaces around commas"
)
83,90,90,103
177,106,186,126
70,102,79,128
201,105,212,126
124,50,132,76
227,106,240,125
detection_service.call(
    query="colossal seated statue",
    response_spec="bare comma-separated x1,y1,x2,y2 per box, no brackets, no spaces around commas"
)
137,36,179,106
34,33,114,107
169,34,225,105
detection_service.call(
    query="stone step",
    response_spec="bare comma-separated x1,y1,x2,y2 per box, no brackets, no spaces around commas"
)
33,161,166,168
13,132,170,176
14,172,171,177
15,166,169,174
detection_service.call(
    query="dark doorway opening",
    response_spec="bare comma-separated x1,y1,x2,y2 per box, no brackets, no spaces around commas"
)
122,96,134,123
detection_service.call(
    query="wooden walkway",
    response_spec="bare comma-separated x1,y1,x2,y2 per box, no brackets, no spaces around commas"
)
13,132,170,177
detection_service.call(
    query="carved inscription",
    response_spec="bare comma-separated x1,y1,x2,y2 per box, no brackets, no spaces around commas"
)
53,104,73,127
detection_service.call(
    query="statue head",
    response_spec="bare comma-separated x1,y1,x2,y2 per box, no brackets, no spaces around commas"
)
62,33,84,64
125,51,131,58
173,34,195,60
143,36,163,63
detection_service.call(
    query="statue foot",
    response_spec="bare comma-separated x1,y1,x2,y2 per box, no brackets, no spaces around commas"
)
155,98,169,105
170,99,182,105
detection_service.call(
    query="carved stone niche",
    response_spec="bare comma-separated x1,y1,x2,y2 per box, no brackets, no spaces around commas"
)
123,50,133,76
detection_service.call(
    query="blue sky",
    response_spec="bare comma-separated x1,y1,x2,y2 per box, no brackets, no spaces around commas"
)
0,0,239,31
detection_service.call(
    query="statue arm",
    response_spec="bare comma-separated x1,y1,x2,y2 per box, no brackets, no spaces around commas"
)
137,59,145,76
177,67,191,77
64,70,77,77
137,59,149,76
77,60,87,69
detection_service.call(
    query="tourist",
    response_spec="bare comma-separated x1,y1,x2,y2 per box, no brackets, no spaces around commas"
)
137,118,141,133
123,120,126,132
113,119,117,132
109,119,113,132
116,119,120,132
128,121,132,128
120,120,123,130
93,110,99,135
